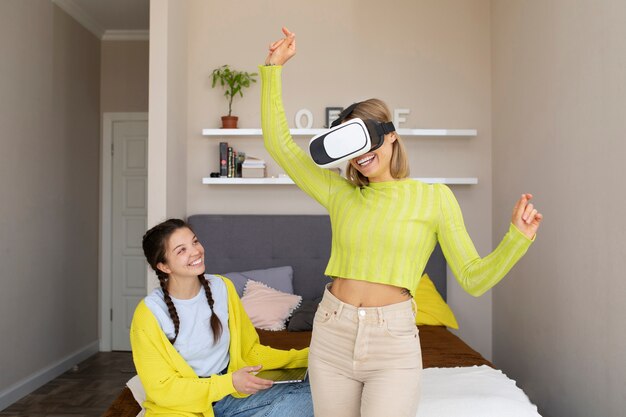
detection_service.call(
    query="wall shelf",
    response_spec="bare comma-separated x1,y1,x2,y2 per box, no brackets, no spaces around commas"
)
202,127,478,186
202,128,477,137
202,177,478,185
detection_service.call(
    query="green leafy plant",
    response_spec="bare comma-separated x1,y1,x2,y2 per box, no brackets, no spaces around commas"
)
210,65,258,116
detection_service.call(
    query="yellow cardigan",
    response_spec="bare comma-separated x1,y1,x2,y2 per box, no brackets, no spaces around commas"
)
130,275,309,417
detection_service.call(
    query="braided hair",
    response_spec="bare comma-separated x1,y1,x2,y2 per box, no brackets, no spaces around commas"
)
142,219,222,345
198,274,223,342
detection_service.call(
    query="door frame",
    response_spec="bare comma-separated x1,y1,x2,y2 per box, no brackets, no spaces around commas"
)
100,112,148,351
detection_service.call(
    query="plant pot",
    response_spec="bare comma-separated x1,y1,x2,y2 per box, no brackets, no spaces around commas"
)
221,116,238,129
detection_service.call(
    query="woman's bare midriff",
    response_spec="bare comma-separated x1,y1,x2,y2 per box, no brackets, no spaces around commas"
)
329,277,411,307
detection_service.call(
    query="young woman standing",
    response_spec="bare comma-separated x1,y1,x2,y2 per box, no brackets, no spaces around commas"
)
260,27,542,417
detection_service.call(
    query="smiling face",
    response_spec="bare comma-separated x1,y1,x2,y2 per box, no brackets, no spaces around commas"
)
349,132,397,182
341,99,409,186
156,227,206,279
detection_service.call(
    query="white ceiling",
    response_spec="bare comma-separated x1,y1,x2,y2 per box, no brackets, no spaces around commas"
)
52,0,149,40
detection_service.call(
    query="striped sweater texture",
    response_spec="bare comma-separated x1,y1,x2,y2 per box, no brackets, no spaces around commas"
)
260,65,532,296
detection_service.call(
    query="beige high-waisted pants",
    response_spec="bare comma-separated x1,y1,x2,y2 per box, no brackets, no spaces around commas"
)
308,285,422,417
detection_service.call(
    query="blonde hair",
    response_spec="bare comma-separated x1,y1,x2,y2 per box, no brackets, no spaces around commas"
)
343,99,410,187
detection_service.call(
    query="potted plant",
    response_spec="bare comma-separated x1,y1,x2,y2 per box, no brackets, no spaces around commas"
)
210,65,258,128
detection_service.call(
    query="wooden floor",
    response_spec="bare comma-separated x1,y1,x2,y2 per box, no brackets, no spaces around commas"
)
0,352,135,417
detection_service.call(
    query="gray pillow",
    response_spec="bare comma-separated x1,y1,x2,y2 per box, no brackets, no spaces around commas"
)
221,266,294,297
287,297,322,332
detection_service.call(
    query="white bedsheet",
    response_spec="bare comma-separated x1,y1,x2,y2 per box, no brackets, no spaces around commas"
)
417,365,541,417
128,365,541,417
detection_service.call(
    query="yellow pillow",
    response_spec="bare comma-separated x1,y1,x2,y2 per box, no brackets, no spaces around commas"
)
414,274,459,329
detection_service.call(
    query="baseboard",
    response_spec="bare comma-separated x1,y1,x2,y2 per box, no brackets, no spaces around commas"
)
0,340,100,411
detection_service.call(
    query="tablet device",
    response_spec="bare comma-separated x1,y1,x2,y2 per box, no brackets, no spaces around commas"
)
255,367,308,384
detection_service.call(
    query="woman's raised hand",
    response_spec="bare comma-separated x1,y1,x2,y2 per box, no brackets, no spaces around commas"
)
265,27,296,66
511,194,543,240
231,365,273,395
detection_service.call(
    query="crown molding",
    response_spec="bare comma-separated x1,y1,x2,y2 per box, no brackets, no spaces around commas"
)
51,0,105,39
102,30,150,41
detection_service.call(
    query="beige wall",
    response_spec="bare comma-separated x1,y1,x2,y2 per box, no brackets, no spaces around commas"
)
0,0,100,402
101,41,149,113
177,0,497,357
491,1,626,416
148,0,189,270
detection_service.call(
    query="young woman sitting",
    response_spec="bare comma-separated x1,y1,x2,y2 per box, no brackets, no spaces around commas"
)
130,218,313,417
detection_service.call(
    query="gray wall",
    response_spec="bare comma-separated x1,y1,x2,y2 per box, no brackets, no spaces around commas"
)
0,0,100,401
491,1,626,416
101,40,149,113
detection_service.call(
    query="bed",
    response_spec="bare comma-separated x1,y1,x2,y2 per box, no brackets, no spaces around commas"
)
103,215,540,417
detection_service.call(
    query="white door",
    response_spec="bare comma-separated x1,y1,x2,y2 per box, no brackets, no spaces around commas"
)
111,119,148,351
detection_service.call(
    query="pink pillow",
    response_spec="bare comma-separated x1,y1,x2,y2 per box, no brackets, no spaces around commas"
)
241,280,302,331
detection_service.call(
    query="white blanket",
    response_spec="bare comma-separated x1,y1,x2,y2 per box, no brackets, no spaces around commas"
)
417,365,542,417
128,365,541,417
126,375,146,417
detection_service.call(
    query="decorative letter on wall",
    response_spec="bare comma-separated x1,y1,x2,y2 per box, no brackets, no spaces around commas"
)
295,109,313,129
393,109,410,127
325,107,343,128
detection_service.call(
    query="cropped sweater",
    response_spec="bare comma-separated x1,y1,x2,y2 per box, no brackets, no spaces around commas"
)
260,65,533,296
130,275,308,417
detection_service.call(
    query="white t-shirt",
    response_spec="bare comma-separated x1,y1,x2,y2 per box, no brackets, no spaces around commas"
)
144,274,230,377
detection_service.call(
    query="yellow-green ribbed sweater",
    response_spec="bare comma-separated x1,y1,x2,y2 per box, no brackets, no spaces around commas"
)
261,65,533,297
130,275,308,417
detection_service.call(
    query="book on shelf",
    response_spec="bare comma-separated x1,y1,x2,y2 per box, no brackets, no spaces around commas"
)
218,142,261,179
227,147,234,178
242,167,266,178
219,142,228,177
242,155,266,178
236,152,245,178
242,156,266,168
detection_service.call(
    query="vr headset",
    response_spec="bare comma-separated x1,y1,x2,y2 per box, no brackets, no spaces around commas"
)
309,103,396,169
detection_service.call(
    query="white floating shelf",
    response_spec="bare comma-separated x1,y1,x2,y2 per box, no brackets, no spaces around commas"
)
202,177,478,185
203,128,263,136
415,177,478,184
396,128,477,136
202,128,477,137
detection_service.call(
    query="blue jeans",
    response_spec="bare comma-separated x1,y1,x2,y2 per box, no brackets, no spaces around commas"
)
213,381,313,417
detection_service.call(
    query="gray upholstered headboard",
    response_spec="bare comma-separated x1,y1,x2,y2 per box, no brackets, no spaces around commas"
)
187,215,446,301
